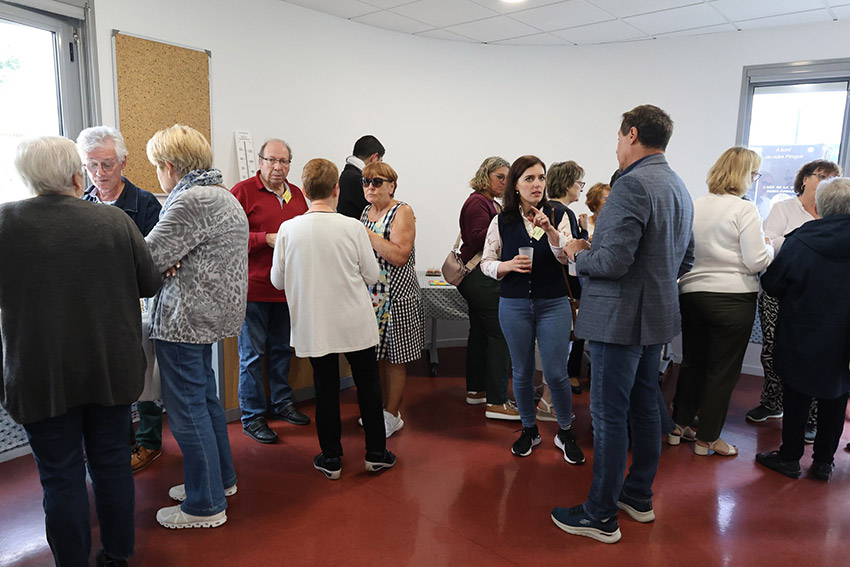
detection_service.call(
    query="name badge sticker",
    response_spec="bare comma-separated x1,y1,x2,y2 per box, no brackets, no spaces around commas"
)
531,226,545,240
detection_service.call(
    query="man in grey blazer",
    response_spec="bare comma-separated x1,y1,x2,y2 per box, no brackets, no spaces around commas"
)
552,105,694,543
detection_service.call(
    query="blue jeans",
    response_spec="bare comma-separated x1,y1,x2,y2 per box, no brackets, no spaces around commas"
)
499,297,573,429
585,341,663,520
238,301,294,426
155,340,237,517
24,404,134,566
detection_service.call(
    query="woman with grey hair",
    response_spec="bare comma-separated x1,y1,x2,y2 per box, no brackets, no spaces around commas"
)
0,136,161,566
456,156,519,420
757,177,850,481
746,159,841,438
144,124,249,528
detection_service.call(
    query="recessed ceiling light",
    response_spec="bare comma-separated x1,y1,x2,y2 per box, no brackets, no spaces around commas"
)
502,0,527,4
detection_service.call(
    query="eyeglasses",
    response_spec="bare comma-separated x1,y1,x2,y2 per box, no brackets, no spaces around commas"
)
259,155,291,166
85,160,119,173
361,177,391,188
576,181,586,190
751,172,762,182
810,172,831,181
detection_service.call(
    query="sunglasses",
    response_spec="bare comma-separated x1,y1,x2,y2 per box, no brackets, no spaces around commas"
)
361,177,391,188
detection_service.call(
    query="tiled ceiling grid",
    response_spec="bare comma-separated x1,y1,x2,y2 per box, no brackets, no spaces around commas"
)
282,0,850,45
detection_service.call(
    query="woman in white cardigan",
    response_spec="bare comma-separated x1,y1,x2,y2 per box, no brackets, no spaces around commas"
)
271,158,395,481
669,147,774,457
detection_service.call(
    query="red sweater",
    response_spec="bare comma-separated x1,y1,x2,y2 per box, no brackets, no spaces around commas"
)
231,172,308,302
459,192,498,264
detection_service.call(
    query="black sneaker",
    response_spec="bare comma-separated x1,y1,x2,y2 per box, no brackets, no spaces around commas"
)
95,550,128,567
804,423,817,444
511,425,541,457
555,428,585,465
313,453,341,480
243,417,278,444
365,450,397,472
551,505,621,544
746,405,783,423
756,450,801,479
274,404,311,426
617,493,655,523
810,460,834,481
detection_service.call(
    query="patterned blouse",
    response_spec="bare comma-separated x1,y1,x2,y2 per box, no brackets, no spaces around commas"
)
145,185,249,344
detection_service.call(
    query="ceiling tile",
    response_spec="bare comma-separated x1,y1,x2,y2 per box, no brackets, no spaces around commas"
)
492,32,573,45
444,14,544,42
735,9,833,29
284,0,380,19
583,0,700,18
824,0,850,6
360,0,418,8
415,28,480,42
467,0,569,14
832,5,850,18
624,3,727,35
656,22,737,38
509,0,614,32
390,0,498,28
550,19,646,44
351,9,435,33
709,0,824,22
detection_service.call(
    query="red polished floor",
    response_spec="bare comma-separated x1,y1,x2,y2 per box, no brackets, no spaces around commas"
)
2,348,850,566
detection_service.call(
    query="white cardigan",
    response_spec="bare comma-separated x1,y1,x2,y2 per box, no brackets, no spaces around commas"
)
762,196,817,254
678,193,774,294
271,211,380,357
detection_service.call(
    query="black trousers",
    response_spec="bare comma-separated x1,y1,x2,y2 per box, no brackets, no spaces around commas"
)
457,268,511,404
779,383,848,465
309,346,386,459
672,291,757,442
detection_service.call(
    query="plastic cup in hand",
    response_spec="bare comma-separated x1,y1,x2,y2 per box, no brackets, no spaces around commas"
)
518,246,534,265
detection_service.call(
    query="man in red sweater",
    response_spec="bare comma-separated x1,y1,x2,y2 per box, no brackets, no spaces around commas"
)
231,138,310,444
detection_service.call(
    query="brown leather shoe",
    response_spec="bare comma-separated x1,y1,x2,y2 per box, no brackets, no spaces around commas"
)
131,446,162,473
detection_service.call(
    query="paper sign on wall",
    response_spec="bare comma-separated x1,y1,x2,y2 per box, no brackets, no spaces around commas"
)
235,130,257,181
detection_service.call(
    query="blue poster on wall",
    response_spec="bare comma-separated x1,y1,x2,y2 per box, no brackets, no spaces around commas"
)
747,144,839,221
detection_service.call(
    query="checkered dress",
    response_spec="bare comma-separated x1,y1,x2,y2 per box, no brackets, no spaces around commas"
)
361,202,424,364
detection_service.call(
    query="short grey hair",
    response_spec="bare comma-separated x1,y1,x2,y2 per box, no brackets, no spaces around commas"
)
15,136,81,196
259,138,292,160
76,126,128,161
815,177,850,217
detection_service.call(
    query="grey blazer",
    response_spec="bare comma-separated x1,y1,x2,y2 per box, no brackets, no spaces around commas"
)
574,153,694,346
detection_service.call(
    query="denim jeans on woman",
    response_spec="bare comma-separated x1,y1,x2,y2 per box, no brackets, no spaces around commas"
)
498,296,573,429
155,340,237,517
24,403,134,567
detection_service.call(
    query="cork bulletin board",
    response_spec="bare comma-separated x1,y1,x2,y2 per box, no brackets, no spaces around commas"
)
113,32,211,194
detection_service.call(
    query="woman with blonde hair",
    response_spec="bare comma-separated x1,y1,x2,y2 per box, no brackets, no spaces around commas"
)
457,156,519,420
670,147,774,456
360,162,424,437
144,124,249,528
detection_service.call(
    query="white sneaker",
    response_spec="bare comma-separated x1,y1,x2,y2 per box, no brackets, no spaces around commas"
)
156,505,227,529
169,483,238,502
384,409,404,438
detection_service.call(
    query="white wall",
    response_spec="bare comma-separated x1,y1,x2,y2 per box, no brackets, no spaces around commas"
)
91,0,850,360
92,0,850,268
